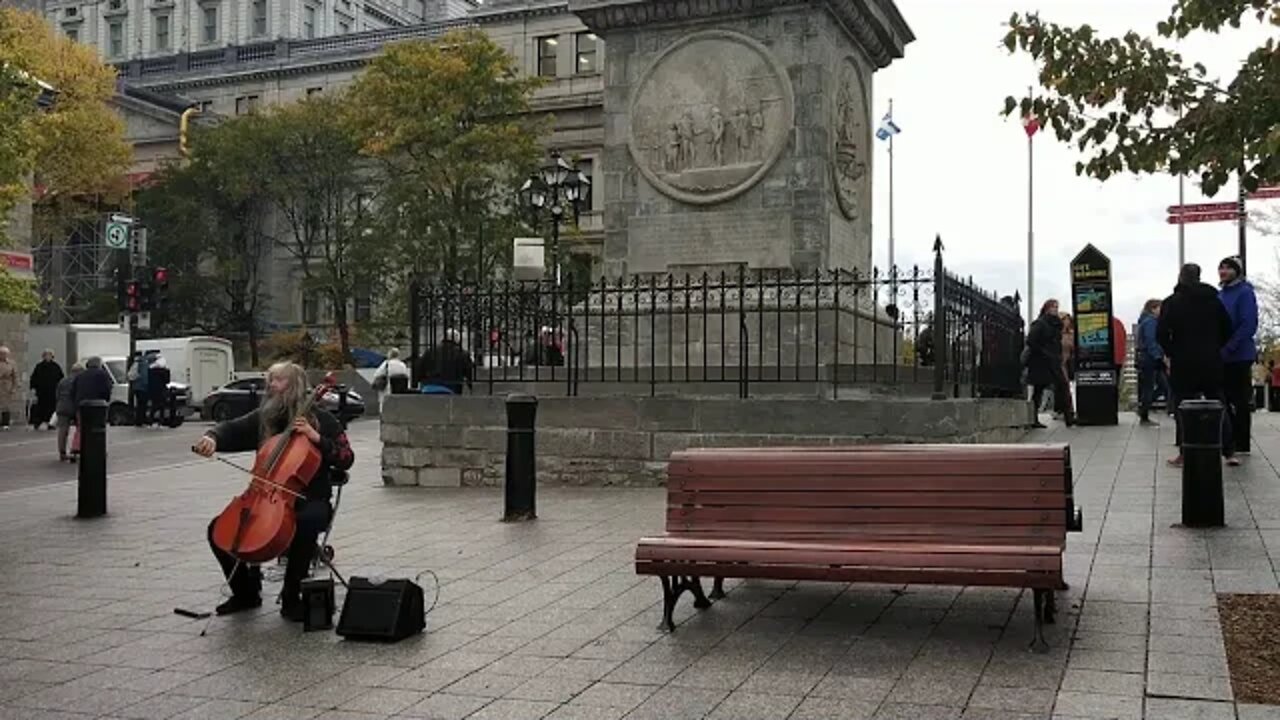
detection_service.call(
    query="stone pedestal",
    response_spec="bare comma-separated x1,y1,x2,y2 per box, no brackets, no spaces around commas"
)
570,0,913,280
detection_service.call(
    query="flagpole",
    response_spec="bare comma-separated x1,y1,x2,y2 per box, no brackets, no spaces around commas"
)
1027,85,1035,327
888,98,895,275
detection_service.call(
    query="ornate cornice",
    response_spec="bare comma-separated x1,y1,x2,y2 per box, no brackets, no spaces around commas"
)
569,0,913,68
470,0,571,25
139,58,367,92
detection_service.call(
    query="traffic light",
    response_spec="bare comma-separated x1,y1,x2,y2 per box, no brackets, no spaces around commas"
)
125,280,141,312
152,267,169,309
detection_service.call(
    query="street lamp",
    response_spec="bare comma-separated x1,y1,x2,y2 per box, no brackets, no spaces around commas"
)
519,149,591,285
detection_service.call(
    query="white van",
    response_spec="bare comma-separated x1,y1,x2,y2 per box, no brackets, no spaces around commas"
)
136,336,235,415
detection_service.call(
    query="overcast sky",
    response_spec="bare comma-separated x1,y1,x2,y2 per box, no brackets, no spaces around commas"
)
869,0,1276,326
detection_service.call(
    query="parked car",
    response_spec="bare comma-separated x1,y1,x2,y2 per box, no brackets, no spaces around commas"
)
203,378,364,423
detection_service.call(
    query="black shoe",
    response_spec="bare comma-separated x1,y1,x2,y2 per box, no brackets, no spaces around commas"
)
280,602,305,622
215,595,262,616
1139,417,1158,426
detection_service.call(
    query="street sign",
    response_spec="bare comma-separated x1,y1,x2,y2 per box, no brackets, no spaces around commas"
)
105,221,129,250
109,213,135,225
0,250,33,279
1168,202,1239,215
1248,187,1280,201
137,312,151,331
1166,210,1243,225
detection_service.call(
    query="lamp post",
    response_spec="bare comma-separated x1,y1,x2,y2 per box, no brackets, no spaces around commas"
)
519,149,590,285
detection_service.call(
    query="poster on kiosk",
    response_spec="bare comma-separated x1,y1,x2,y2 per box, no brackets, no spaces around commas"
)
1070,244,1119,426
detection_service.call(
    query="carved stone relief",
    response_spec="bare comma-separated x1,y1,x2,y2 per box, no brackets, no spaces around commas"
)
832,57,871,221
628,29,795,205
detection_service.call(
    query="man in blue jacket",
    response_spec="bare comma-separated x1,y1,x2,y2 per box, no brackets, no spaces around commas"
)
1136,299,1169,425
1219,256,1258,454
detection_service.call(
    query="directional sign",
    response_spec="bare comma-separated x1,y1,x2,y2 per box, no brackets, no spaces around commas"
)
1168,202,1240,215
1248,187,1280,201
1167,210,1243,225
105,221,129,250
109,213,135,225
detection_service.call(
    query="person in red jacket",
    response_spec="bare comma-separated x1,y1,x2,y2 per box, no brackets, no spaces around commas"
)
1112,315,1127,370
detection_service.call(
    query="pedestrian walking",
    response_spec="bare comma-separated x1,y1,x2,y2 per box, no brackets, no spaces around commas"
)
28,349,63,430
55,363,83,461
127,351,151,427
372,348,411,412
148,354,171,427
1136,299,1170,425
1054,313,1076,419
1157,263,1235,467
1024,299,1075,428
0,345,17,430
1218,256,1258,454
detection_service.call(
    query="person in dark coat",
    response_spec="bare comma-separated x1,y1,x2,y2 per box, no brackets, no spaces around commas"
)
1024,299,1075,428
148,354,172,426
28,349,63,430
1217,256,1258,454
72,356,114,406
1136,299,1170,426
1157,263,1234,466
416,330,474,395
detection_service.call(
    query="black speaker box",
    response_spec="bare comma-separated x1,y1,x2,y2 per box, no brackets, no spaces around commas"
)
336,577,425,642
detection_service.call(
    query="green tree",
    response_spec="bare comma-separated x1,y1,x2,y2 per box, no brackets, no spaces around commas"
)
346,29,545,284
255,96,386,360
1001,0,1279,195
0,64,39,313
136,117,275,365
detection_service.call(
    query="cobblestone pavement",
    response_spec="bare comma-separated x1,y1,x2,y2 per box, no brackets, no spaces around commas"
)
2,413,1280,719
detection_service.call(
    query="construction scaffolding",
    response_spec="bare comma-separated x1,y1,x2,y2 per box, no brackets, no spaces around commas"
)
33,215,120,324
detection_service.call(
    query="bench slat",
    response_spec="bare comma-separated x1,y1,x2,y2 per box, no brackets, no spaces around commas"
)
676,444,1068,459
671,458,1064,477
666,525,1064,542
635,561,1062,589
638,542,1061,571
667,490,1062,509
671,475,1061,492
669,506,1065,527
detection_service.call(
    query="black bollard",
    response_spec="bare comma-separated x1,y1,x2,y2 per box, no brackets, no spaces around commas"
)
1179,398,1225,528
337,384,348,429
76,399,109,518
503,394,538,522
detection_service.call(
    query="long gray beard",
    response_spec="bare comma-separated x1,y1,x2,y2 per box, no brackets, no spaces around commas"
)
260,391,305,437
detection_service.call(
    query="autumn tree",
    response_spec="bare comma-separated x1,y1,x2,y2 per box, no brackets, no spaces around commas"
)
0,62,40,313
252,96,385,360
1002,0,1279,196
136,118,275,365
346,29,545,284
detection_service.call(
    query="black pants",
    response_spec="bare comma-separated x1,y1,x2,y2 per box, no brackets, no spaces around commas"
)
208,498,332,604
132,391,149,426
1031,372,1072,419
1138,361,1170,420
1223,361,1252,453
1172,381,1234,457
149,392,169,426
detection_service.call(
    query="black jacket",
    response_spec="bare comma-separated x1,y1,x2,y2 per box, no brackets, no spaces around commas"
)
1024,312,1064,387
416,341,474,394
29,360,64,402
206,407,353,502
148,365,171,400
1157,281,1232,391
72,366,113,407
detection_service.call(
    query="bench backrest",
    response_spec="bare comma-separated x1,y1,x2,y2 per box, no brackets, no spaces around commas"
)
665,444,1070,545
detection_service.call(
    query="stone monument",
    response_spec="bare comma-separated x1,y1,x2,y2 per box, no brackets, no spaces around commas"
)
570,0,914,279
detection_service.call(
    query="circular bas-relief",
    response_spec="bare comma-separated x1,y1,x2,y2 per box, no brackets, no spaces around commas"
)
628,29,796,206
832,56,871,221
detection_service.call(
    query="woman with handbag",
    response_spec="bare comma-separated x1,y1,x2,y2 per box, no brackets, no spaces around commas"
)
372,348,410,412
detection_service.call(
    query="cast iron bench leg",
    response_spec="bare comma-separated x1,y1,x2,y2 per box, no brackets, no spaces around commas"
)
1030,589,1050,654
659,576,680,632
689,577,711,609
710,577,725,600
1044,590,1057,625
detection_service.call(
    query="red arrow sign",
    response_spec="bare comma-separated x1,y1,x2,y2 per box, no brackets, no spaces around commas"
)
1248,187,1280,200
1166,210,1243,225
1168,201,1240,214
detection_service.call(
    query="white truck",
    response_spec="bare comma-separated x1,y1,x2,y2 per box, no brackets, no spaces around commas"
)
27,324,129,371
136,336,235,416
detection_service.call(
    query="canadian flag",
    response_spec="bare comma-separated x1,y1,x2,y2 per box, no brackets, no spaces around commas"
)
1023,114,1041,138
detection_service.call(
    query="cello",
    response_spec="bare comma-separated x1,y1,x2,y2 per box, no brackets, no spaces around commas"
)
206,378,335,564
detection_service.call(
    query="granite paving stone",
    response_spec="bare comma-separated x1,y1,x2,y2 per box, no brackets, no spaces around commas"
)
4,417,1280,719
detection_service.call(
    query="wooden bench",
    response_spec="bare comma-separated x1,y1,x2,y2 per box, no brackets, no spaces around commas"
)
635,444,1080,650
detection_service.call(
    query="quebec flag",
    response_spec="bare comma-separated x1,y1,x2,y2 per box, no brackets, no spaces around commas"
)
875,112,901,141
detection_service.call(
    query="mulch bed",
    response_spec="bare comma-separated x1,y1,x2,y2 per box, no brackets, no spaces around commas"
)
1218,593,1280,704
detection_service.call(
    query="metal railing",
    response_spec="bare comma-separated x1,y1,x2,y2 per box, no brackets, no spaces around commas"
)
408,240,1024,399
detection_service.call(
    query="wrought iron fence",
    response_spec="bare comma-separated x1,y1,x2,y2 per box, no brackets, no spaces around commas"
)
408,240,1024,399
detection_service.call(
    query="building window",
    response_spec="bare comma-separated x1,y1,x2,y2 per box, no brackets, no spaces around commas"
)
575,31,597,74
306,86,323,96
65,26,79,43
108,21,124,57
302,294,318,325
235,95,260,115
251,0,268,36
202,6,218,43
303,5,316,39
154,14,170,52
197,100,214,113
108,0,124,10
536,36,558,78
354,289,372,323
65,6,79,17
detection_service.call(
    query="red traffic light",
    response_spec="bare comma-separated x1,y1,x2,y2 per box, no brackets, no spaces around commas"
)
126,280,139,296
153,267,168,286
